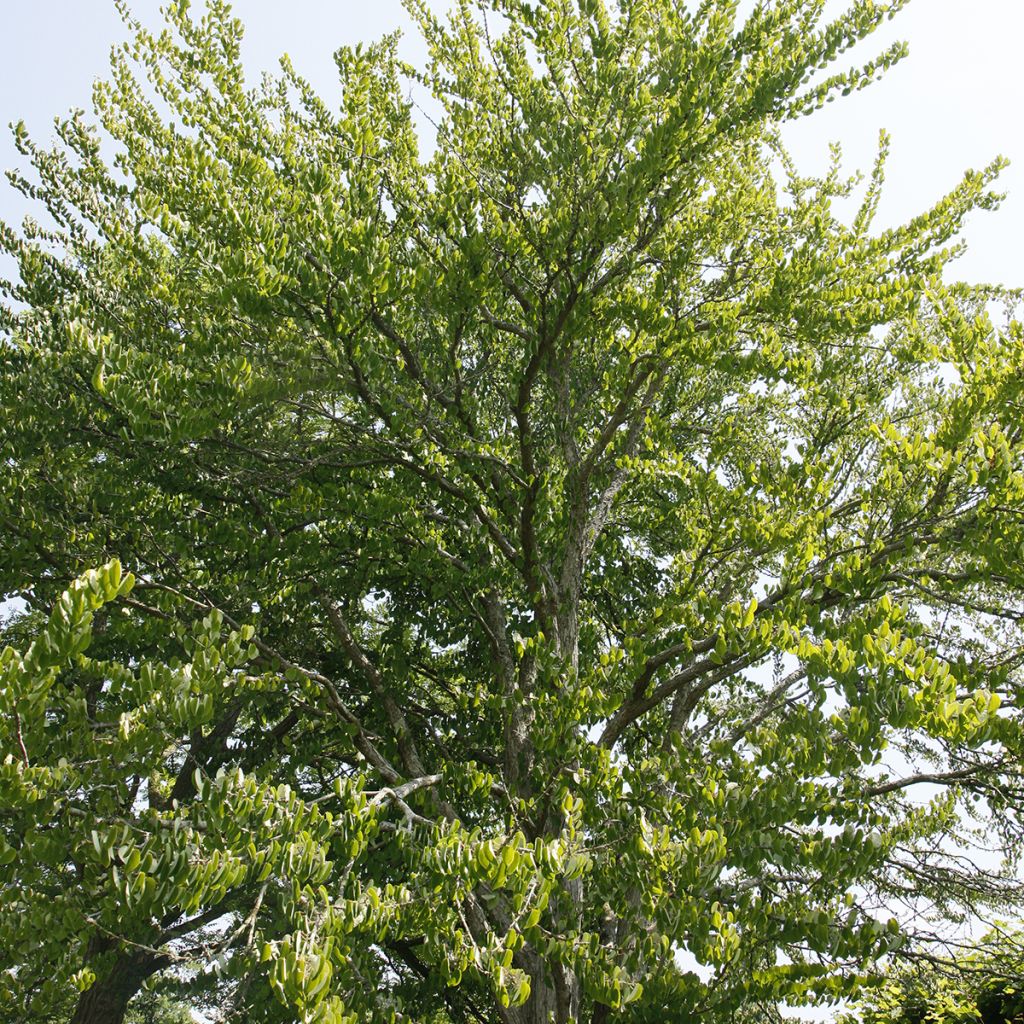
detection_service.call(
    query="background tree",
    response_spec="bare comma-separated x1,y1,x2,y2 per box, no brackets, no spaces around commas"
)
1,1,1024,1022
839,930,1024,1024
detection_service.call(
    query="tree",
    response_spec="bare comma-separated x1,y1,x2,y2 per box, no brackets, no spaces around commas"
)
1,0,1023,1021
840,930,1024,1024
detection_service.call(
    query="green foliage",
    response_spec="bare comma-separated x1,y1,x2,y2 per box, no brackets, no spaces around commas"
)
1,1,1023,1022
841,931,1024,1024
125,991,196,1024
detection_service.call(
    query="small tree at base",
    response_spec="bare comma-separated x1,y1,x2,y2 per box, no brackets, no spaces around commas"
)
2,1,1024,1022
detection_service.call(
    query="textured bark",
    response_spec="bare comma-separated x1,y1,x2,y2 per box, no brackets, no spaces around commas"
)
70,948,166,1024
509,955,579,1024
511,983,558,1024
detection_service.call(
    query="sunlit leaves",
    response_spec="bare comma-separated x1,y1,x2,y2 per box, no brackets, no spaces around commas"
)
1,0,1023,1021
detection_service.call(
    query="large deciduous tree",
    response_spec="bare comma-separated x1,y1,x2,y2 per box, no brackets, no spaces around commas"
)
2,1,1024,1022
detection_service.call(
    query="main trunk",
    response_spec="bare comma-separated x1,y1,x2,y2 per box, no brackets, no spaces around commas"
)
505,629,585,1024
509,955,580,1024
70,948,164,1024
511,983,560,1024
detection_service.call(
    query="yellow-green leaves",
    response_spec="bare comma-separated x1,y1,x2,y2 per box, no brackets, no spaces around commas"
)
1,0,1023,1021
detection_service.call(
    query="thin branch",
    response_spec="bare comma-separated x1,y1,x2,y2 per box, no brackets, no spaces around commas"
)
865,765,992,798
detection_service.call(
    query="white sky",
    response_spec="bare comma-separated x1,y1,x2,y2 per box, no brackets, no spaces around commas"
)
0,0,1022,290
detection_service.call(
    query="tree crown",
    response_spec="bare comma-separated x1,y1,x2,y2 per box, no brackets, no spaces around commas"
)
1,1,1023,1022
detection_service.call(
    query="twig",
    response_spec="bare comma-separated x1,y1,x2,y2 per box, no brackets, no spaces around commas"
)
13,707,29,767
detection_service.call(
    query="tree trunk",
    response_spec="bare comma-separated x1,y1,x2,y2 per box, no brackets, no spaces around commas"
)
70,948,165,1024
510,960,578,1024
502,912,581,1024
511,983,558,1024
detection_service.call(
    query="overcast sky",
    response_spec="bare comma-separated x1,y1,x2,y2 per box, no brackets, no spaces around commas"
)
0,0,1022,290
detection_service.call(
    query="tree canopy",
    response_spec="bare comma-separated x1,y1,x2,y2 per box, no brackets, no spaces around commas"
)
1,1,1023,1022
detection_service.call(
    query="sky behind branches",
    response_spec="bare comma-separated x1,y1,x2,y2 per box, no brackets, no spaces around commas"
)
0,0,1022,292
